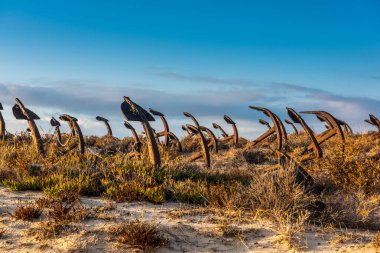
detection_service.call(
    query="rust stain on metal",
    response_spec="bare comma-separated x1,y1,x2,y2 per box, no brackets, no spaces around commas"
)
212,123,229,138
56,114,85,154
199,126,218,153
336,118,353,135
121,96,161,167
50,117,62,145
287,108,322,162
124,121,142,153
186,124,211,167
259,119,271,129
244,107,287,152
301,111,345,153
223,115,239,145
12,98,45,155
365,114,380,132
182,125,191,136
183,112,200,127
96,116,113,137
184,112,218,153
0,103,5,140
213,115,239,146
149,108,182,152
284,119,299,135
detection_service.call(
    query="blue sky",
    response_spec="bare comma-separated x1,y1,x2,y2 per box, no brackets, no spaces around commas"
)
0,0,379,137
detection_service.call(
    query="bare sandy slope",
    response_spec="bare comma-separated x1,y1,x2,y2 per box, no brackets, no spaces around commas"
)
0,187,377,253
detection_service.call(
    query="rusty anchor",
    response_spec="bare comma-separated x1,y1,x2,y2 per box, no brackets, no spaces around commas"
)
149,108,182,152
182,125,192,136
284,119,299,135
121,96,161,167
223,115,239,145
259,119,271,130
212,115,239,145
183,112,218,154
256,108,322,193
50,114,85,154
50,117,62,145
365,114,380,133
0,103,5,140
244,107,287,152
186,124,211,167
96,116,113,137
12,98,45,155
123,121,142,156
287,108,322,162
336,119,353,136
300,111,345,153
212,123,229,138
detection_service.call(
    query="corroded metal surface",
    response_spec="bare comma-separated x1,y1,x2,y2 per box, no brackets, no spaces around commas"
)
121,97,161,167
96,116,113,137
212,123,229,138
0,103,5,140
284,119,299,135
365,114,380,132
287,108,322,161
183,112,200,127
184,112,218,153
336,118,353,135
186,124,210,167
199,126,218,153
244,107,286,152
58,114,85,154
149,108,182,152
124,121,142,153
224,115,239,145
259,119,271,129
182,125,192,136
12,98,45,155
301,111,345,152
121,97,155,122
50,117,62,145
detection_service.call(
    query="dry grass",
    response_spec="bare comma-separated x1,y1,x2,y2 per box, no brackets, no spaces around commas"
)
272,210,309,250
0,132,379,250
10,202,42,221
0,228,6,238
109,219,168,252
29,222,78,240
373,231,380,248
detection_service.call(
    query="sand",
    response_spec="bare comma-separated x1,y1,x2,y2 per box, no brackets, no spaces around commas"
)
0,187,377,253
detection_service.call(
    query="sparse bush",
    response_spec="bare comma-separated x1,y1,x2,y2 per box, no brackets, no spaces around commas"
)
10,203,42,221
109,219,167,252
0,131,379,246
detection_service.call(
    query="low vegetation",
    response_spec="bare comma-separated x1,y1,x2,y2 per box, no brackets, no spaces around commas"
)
0,132,379,251
109,219,168,252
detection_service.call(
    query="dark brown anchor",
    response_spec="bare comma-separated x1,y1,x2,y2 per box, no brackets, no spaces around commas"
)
259,119,271,130
53,114,85,154
183,112,218,154
12,98,45,155
365,114,380,133
284,119,299,135
301,111,345,153
0,103,5,140
213,115,239,146
244,107,287,152
96,116,112,137
186,124,211,167
123,121,142,156
149,108,182,152
121,96,161,167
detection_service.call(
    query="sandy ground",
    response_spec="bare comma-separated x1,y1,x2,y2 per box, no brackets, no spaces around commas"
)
0,186,378,253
